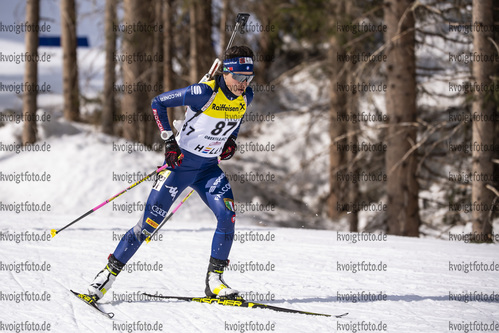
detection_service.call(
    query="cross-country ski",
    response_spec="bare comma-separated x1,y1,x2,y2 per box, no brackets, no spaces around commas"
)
141,292,349,318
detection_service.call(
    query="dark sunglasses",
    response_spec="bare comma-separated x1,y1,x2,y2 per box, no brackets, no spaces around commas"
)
225,68,255,83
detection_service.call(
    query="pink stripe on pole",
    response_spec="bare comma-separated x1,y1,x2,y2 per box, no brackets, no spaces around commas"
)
93,201,108,211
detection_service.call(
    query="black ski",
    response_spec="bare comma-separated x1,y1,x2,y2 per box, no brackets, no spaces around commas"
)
141,293,348,318
70,290,115,319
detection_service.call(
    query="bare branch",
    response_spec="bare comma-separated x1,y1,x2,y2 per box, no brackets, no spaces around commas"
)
486,184,499,198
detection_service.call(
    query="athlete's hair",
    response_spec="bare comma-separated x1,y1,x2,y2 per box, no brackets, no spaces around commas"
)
224,45,254,61
215,45,254,77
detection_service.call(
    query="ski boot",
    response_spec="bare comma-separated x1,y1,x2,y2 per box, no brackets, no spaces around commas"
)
88,254,125,300
205,256,239,299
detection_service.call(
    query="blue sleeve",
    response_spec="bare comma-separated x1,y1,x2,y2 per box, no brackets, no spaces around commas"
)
231,87,254,138
151,84,214,132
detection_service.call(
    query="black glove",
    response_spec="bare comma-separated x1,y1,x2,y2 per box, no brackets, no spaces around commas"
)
164,136,183,168
220,135,237,160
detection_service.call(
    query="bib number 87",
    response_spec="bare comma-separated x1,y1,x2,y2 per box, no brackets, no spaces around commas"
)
211,121,238,136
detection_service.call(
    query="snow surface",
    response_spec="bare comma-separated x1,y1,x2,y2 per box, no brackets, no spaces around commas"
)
1,118,498,333
1,2,499,332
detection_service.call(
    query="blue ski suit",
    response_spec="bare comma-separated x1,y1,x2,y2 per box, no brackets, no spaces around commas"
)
112,75,253,264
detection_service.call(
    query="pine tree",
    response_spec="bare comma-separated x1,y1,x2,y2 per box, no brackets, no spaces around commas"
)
471,0,496,242
22,0,39,145
102,0,117,135
384,0,420,236
61,0,80,121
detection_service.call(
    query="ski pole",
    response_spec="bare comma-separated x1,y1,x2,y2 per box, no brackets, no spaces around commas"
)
50,163,171,237
145,189,195,243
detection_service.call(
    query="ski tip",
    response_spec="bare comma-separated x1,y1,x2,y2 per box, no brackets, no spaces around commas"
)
70,289,115,319
50,229,57,238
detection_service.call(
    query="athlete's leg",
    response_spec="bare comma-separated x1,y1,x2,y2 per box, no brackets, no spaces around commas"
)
88,167,189,299
191,165,238,297
192,167,236,261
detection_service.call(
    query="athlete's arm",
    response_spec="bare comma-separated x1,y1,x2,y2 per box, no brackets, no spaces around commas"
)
151,84,214,135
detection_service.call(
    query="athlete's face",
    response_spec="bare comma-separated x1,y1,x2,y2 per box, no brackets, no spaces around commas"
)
224,72,252,96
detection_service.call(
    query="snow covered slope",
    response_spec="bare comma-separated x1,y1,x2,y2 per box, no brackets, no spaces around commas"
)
1,212,498,332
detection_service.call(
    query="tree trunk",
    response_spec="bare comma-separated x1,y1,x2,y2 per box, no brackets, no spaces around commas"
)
219,0,229,57
346,63,359,232
147,0,164,145
151,0,164,93
163,0,174,92
471,0,496,242
344,0,360,232
163,0,181,133
121,0,155,144
22,0,39,145
384,0,420,236
102,0,116,135
189,0,214,83
197,0,215,74
189,0,200,83
328,0,348,219
61,0,79,121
